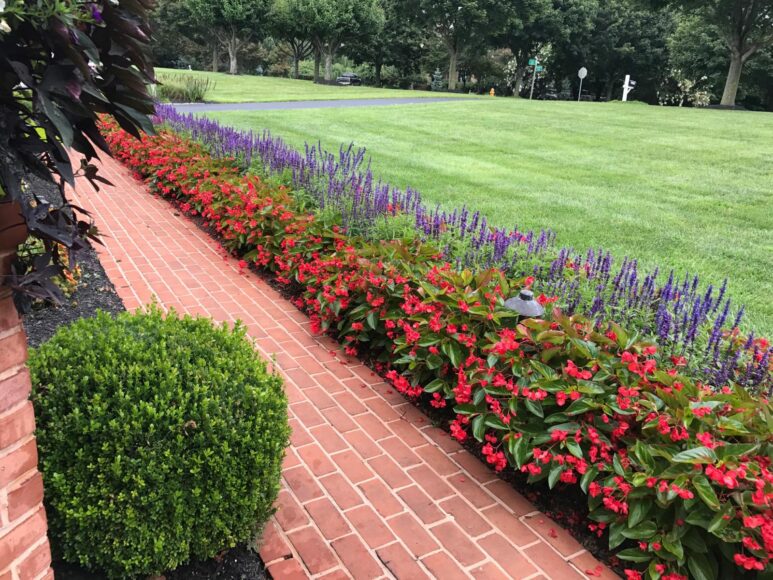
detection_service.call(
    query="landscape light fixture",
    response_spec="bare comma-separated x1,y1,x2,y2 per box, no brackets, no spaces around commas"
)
504,289,545,318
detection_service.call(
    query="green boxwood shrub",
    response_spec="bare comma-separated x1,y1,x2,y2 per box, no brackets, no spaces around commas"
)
29,308,289,579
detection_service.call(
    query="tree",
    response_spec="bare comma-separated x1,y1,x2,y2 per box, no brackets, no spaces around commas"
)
346,0,426,85
306,0,384,82
0,0,155,299
417,0,494,90
656,0,773,106
189,0,270,74
152,0,219,70
497,0,561,95
270,0,315,78
550,0,673,102
667,13,728,101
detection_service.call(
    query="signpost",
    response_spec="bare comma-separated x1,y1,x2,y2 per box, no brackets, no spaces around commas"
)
622,74,637,101
528,57,539,100
577,67,587,102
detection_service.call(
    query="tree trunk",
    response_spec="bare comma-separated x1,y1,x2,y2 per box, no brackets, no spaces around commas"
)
313,50,321,83
293,54,300,79
720,52,743,106
448,49,458,91
324,51,333,81
513,67,526,97
226,30,239,75
375,61,382,87
212,44,219,73
605,79,614,101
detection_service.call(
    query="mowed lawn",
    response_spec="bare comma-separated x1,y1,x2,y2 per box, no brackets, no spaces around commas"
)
156,68,477,103
206,98,773,333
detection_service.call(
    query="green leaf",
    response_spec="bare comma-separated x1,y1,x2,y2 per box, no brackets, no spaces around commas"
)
681,528,709,554
472,415,486,441
692,475,720,511
632,441,656,471
565,440,583,459
569,338,594,359
687,552,717,580
628,500,652,528
612,453,625,476
426,354,443,370
580,466,598,493
662,536,684,560
608,522,626,549
524,398,544,418
648,560,663,580
685,506,713,527
716,443,760,459
621,521,657,539
530,360,557,379
708,503,733,534
512,436,531,468
548,464,564,489
366,311,378,330
616,548,652,563
424,379,445,394
564,398,595,415
441,341,463,368
484,415,507,430
672,447,718,464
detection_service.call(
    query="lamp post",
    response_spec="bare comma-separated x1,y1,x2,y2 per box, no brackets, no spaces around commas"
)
504,289,545,318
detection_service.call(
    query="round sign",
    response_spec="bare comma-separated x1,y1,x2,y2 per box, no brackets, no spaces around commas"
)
578,67,588,79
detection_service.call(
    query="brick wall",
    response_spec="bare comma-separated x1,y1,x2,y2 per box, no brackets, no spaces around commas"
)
0,249,53,580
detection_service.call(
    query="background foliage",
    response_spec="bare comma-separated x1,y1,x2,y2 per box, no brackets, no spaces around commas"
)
151,0,773,109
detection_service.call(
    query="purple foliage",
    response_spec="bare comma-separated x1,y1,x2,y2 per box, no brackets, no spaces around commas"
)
152,104,771,393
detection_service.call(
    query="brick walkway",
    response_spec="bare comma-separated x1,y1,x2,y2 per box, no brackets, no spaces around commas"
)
67,153,617,580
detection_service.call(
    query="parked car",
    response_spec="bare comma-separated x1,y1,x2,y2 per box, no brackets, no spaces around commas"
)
336,72,362,86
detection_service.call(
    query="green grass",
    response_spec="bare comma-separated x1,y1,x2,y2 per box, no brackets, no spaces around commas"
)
208,99,773,333
155,68,477,103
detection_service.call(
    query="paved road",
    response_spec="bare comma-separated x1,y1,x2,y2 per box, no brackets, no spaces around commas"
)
174,97,471,113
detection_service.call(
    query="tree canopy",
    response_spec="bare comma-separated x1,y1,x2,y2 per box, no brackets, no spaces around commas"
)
149,0,773,109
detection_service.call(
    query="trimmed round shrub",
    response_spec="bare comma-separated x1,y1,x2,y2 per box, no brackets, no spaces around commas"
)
29,308,289,579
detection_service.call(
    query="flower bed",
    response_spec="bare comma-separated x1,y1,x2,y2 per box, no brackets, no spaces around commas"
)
101,119,773,579
152,104,771,396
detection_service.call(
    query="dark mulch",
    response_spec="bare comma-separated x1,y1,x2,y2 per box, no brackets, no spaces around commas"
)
21,243,125,347
54,546,266,580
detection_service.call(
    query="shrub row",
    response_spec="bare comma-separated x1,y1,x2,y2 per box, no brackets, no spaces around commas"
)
102,119,773,579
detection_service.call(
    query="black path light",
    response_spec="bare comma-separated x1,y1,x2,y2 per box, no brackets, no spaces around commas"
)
504,289,545,318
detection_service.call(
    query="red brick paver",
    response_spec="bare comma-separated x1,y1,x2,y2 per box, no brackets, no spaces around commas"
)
68,154,617,579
